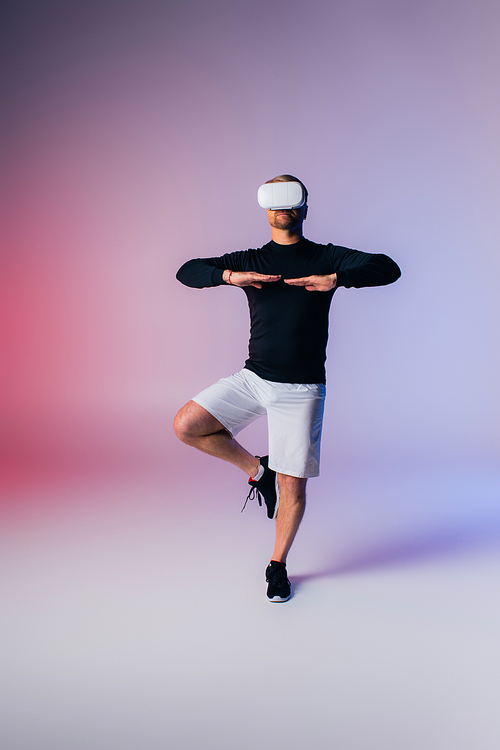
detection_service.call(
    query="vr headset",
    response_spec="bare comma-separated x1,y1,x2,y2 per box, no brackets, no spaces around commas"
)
257,181,306,210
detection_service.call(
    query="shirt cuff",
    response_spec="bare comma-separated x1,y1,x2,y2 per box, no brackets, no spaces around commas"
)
335,270,347,287
211,267,226,285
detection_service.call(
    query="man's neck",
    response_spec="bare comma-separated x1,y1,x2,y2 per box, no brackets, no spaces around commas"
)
270,227,304,245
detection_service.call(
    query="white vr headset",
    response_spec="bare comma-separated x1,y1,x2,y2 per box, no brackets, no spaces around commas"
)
257,181,306,210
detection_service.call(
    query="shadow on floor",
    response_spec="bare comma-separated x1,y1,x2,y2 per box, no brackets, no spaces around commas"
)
290,519,500,591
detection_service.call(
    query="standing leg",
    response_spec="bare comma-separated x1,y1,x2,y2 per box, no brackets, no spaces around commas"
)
266,474,306,602
272,474,307,562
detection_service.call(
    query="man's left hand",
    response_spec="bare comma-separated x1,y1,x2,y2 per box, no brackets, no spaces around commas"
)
284,273,337,292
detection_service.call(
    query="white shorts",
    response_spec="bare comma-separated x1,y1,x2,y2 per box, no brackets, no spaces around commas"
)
192,368,326,478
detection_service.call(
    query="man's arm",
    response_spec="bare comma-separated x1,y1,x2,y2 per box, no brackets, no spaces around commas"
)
176,254,279,289
176,257,228,288
284,247,401,292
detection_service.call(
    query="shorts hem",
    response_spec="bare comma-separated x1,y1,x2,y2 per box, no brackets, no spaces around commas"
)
270,465,319,479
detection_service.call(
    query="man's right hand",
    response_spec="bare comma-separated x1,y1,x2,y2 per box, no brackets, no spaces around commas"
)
223,270,281,289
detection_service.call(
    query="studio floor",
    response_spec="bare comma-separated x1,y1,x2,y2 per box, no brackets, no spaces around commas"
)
1,447,500,750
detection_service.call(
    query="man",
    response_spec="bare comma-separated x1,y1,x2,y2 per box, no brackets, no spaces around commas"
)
174,175,401,602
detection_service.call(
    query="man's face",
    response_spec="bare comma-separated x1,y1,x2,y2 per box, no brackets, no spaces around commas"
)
267,204,307,232
265,177,308,232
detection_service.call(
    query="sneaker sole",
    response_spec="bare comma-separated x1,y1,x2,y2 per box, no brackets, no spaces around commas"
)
267,591,292,602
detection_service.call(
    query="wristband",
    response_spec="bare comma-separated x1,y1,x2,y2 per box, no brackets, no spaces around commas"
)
227,271,233,285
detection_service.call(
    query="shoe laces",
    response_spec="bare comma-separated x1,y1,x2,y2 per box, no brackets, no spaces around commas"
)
241,482,263,513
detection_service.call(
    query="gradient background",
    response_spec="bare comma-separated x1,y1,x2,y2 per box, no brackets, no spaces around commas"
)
1,1,500,748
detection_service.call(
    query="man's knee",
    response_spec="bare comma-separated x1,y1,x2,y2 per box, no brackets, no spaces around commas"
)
173,400,226,444
173,405,192,443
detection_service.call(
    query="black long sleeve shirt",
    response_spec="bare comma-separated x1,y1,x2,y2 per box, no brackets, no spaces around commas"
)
176,238,401,384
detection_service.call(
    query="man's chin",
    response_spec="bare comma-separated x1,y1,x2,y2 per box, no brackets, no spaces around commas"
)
273,217,297,230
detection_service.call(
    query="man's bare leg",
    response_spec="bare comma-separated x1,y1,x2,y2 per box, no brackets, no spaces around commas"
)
271,474,307,562
173,400,260,477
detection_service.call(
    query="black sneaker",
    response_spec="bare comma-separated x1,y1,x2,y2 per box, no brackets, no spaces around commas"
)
241,456,279,519
266,560,291,602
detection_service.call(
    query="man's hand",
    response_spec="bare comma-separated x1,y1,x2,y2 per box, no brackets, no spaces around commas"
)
223,270,281,289
284,273,337,292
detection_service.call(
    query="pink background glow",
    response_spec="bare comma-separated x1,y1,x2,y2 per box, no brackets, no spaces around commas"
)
2,2,500,748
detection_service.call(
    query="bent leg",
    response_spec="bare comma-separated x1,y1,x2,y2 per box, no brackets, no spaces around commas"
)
272,474,307,563
173,400,259,477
